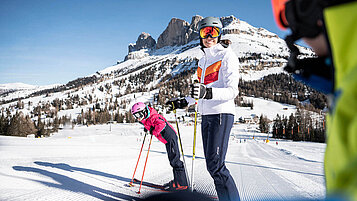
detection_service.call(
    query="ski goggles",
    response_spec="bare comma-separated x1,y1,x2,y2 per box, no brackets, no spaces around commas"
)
133,111,146,120
199,26,221,39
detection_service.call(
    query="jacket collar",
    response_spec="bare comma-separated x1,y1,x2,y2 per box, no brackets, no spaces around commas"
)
203,43,225,57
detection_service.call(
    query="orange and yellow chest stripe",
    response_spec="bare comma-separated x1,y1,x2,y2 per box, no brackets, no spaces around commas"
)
197,60,222,85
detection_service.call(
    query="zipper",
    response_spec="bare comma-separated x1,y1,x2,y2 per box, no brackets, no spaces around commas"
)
200,52,208,114
202,54,207,84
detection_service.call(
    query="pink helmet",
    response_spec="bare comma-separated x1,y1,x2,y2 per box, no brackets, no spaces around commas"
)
131,102,146,114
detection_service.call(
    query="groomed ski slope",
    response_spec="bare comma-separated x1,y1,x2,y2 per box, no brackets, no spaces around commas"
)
0,123,325,201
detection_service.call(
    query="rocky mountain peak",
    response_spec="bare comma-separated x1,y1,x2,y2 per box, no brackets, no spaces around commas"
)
125,14,280,60
156,18,191,49
128,32,156,53
220,15,240,27
127,16,203,58
187,15,203,42
189,15,203,31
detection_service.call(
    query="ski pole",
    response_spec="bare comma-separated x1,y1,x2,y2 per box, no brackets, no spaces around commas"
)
191,97,198,192
172,102,190,189
129,131,148,187
138,134,153,194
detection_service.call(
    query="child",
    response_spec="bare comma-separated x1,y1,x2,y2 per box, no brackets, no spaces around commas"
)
131,102,188,191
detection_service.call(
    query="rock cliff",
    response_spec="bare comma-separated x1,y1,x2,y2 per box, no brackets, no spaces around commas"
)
128,32,156,53
156,16,202,49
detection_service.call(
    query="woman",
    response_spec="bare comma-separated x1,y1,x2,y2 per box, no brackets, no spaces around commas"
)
168,17,240,201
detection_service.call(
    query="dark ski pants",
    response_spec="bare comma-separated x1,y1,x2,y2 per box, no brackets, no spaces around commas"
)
202,114,240,201
161,124,188,187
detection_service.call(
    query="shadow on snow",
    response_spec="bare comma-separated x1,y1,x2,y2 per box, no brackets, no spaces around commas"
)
13,162,140,201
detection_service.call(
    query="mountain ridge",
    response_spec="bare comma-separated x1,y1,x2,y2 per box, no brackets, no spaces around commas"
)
0,14,314,113
1,15,312,94
0,15,328,140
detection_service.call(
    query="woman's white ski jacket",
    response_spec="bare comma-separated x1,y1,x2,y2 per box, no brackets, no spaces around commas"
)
193,43,240,115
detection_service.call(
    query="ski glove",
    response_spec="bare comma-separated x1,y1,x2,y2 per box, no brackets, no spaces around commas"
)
190,83,212,99
144,127,148,133
166,97,188,111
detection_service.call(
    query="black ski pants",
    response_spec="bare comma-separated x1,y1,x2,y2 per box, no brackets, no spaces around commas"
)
202,114,240,201
161,123,188,187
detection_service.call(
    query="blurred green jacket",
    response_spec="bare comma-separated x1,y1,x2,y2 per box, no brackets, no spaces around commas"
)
324,1,357,200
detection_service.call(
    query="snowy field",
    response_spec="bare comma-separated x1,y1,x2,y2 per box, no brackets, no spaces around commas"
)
0,123,326,201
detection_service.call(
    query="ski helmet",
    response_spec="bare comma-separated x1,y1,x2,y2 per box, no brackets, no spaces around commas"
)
271,0,323,39
131,102,146,114
198,17,223,30
131,102,148,120
198,17,223,48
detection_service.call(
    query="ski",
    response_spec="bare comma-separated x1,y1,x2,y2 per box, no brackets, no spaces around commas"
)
126,178,218,199
132,178,167,191
125,178,170,193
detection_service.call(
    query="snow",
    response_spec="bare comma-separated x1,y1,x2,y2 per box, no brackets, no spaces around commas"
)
0,83,61,102
0,16,324,200
236,97,297,121
0,83,37,90
0,122,326,201
239,67,285,81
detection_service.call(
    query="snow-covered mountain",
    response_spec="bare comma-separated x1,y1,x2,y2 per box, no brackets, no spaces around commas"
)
0,83,37,90
0,83,36,95
0,15,315,129
0,83,60,100
103,15,312,81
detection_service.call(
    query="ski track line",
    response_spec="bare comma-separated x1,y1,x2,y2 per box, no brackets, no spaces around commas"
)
1,189,96,201
252,155,285,201
230,140,270,201
228,139,307,201
189,152,218,199
247,140,324,199
146,153,218,199
235,143,280,201
247,141,303,199
257,141,324,198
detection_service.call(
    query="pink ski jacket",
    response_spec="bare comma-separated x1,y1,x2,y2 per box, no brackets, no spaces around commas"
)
140,107,176,144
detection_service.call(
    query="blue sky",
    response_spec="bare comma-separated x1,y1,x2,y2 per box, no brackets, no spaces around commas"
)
0,0,290,86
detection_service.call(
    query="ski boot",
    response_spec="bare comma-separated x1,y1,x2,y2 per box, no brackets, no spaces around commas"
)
163,180,188,191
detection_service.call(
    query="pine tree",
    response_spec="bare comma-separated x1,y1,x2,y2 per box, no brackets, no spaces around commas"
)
7,112,37,137
8,113,20,136
22,115,37,136
36,115,46,137
273,114,284,139
282,115,288,139
287,113,295,140
125,111,135,123
259,114,269,133
53,116,60,132
0,113,9,136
